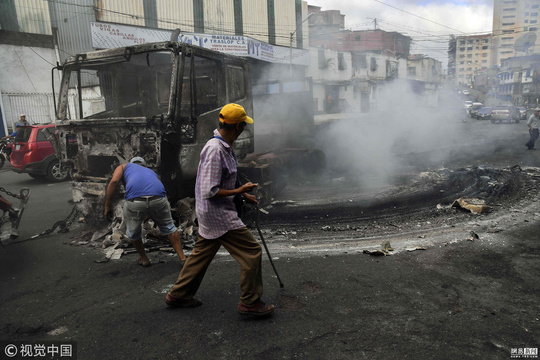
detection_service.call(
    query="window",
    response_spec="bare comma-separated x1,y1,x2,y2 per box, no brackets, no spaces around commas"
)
460,41,465,45
338,52,347,70
36,129,49,142
503,30,515,33
460,47,465,51
525,20,529,23
503,15,515,18
502,37,513,40
468,40,473,44
459,54,465,58
482,53,488,57
503,8,516,11
533,5,540,9
526,12,530,16
482,60,487,63
227,65,246,102
483,39,489,43
467,68,472,71
532,12,539,16
502,22,516,25
482,46,488,49
467,54,472,58
530,27,537,31
467,47,473,50
531,20,538,24
460,61,464,64
467,61,472,65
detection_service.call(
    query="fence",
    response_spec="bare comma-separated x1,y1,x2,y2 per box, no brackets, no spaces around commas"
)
1,92,56,132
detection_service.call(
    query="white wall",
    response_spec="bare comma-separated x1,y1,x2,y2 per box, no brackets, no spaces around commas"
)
0,45,58,129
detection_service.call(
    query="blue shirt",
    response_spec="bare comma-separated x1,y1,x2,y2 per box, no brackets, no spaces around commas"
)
123,163,167,200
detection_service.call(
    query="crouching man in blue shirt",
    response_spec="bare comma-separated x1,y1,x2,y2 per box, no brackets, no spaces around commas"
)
104,157,187,267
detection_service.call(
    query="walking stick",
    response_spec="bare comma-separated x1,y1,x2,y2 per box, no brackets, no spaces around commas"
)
255,204,284,288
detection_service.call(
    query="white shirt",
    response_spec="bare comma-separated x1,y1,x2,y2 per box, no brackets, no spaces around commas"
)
527,113,540,129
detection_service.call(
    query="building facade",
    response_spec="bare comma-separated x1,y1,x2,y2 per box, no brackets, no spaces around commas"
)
454,34,493,86
493,0,540,66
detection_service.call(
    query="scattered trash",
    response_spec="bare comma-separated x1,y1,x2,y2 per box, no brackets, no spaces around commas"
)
363,249,391,256
381,241,394,252
451,198,489,214
466,231,479,241
270,200,296,207
406,247,426,252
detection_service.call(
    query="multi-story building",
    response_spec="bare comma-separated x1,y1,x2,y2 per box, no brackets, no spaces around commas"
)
454,34,493,86
493,0,540,66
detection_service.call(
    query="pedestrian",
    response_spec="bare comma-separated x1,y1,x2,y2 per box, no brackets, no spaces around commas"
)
525,107,540,150
166,103,275,317
104,157,187,267
15,114,30,127
1,114,31,140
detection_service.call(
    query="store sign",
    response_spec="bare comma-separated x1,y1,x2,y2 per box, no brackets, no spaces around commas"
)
90,22,170,48
178,33,310,66
90,22,309,66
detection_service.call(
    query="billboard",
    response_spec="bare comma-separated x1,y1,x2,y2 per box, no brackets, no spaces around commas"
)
90,22,309,66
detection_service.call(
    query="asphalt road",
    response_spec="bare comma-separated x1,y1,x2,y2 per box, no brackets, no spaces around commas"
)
0,118,539,360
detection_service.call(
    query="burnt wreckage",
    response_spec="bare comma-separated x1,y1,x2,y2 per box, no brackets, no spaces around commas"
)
51,41,324,218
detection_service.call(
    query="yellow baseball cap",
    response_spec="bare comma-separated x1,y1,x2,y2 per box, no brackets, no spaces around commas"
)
219,103,254,125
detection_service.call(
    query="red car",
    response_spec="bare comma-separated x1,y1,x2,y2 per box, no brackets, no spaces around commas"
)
10,124,69,182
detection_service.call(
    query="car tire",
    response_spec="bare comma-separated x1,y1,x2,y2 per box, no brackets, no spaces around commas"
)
46,159,70,182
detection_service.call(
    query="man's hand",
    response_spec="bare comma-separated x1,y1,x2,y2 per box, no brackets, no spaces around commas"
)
238,182,258,194
243,193,259,205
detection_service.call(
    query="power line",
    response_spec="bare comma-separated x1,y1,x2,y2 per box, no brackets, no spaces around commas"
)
373,0,466,34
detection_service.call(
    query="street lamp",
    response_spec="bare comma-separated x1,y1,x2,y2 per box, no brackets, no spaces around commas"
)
290,13,313,79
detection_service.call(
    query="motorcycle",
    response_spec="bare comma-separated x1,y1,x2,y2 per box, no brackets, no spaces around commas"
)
0,138,12,169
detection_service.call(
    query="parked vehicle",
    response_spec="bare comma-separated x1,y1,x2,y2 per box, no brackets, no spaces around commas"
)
10,124,70,182
518,107,527,120
469,102,484,118
490,106,520,124
475,107,492,120
0,138,12,169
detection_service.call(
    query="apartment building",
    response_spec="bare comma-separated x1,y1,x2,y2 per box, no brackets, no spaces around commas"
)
454,34,493,85
493,0,540,65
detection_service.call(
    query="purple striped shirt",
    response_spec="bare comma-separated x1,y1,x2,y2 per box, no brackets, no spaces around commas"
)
195,129,245,239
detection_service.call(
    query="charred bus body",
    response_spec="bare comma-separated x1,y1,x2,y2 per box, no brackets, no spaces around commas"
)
52,41,324,218
53,42,253,216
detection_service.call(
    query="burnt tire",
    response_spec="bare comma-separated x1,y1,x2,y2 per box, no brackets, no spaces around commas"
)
46,159,69,182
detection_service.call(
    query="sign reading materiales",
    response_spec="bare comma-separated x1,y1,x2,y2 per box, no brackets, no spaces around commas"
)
90,22,309,66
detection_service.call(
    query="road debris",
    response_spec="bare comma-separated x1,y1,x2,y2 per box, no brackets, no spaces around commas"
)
466,231,479,241
451,198,489,214
406,247,426,252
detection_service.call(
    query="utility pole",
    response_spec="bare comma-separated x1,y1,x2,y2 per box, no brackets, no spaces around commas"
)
367,18,379,30
290,13,313,79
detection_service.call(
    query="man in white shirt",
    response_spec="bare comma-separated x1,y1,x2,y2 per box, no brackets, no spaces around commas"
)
526,108,540,150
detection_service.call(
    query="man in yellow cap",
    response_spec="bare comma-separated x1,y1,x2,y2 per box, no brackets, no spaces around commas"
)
166,103,275,317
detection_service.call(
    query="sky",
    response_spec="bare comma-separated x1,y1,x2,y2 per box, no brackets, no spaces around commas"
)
308,0,494,69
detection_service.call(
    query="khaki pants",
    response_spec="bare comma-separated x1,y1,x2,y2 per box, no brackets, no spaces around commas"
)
168,227,263,305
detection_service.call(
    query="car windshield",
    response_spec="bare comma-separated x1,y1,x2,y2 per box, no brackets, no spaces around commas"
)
493,106,507,111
